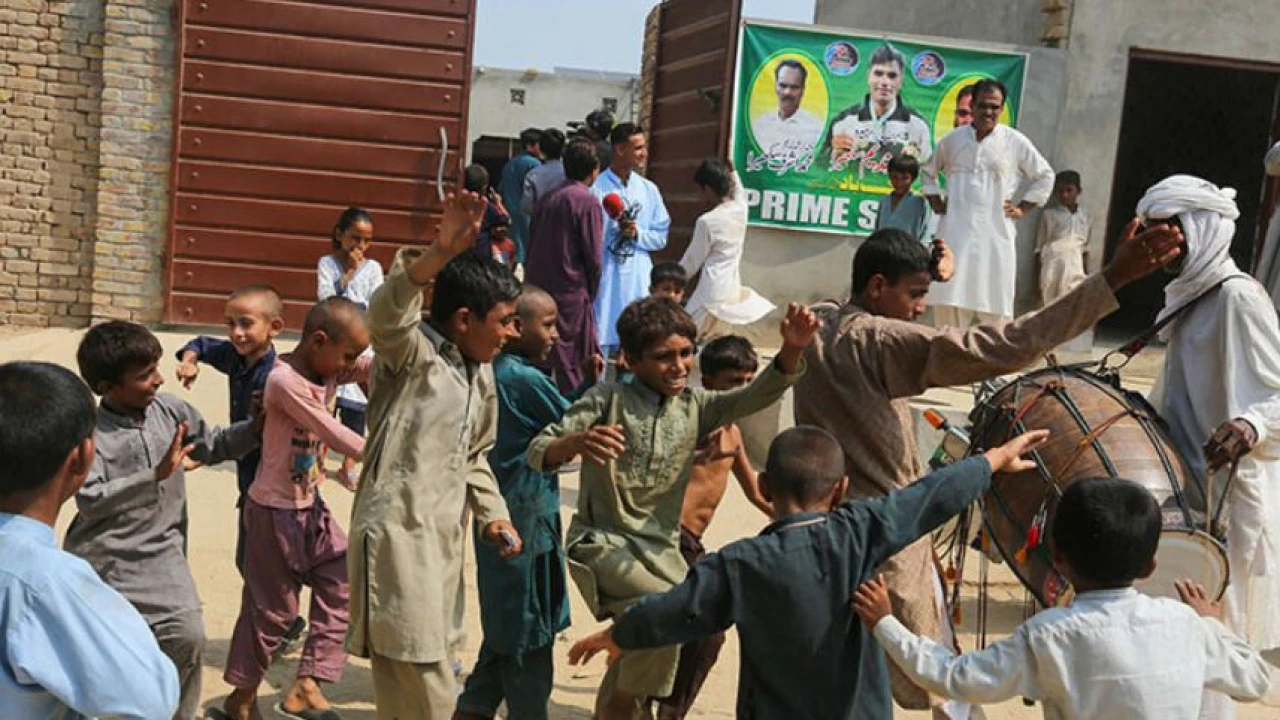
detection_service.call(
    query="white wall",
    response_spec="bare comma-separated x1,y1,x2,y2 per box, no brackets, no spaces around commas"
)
466,66,639,156
1056,0,1280,273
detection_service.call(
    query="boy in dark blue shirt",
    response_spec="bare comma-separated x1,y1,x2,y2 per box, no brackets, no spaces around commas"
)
570,425,1046,720
174,284,282,572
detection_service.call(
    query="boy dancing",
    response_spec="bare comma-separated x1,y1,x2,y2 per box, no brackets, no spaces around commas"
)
455,287,600,720
569,425,1046,719
67,321,259,720
223,297,373,720
854,477,1272,719
529,297,817,719
347,192,522,720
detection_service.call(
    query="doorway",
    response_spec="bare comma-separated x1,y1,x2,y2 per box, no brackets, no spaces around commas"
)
1102,52,1280,334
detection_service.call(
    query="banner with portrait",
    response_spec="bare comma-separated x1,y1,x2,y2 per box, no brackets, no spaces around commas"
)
731,21,1028,235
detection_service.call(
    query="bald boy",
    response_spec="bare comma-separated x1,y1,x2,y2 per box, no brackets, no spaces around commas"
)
223,296,372,720
456,286,598,720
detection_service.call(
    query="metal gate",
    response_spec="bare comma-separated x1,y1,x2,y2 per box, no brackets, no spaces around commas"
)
167,0,475,327
645,0,742,261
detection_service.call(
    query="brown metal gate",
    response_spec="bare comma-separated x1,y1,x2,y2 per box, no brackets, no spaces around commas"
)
167,0,475,328
645,0,742,261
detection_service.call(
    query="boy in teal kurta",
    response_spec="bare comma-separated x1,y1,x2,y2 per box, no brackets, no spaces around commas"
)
456,287,599,720
528,297,819,720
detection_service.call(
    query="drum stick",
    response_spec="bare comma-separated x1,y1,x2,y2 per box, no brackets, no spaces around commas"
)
1206,469,1215,535
1210,458,1241,534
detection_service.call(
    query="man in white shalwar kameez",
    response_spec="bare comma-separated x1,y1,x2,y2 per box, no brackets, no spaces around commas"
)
1138,175,1280,720
679,160,775,340
922,79,1054,327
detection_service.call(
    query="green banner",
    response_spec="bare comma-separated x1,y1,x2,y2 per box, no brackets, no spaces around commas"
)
731,22,1028,235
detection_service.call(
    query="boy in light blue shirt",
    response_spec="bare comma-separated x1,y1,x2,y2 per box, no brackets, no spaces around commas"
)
0,361,178,720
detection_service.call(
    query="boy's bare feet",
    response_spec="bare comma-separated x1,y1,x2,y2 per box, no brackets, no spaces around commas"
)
281,676,332,714
222,687,263,720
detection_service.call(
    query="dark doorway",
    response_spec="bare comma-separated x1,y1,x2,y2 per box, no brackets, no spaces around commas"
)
470,135,520,190
1102,53,1280,334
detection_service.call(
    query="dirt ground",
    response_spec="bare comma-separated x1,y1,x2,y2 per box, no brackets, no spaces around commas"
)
1,327,1274,719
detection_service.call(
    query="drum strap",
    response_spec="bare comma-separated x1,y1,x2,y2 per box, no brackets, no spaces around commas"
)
1110,276,1239,362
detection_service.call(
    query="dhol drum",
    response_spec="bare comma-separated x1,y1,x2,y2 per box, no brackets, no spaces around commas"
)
1136,529,1230,601
968,366,1226,607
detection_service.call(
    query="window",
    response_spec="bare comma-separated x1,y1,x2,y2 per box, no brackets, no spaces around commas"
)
510,88,526,105
602,97,618,113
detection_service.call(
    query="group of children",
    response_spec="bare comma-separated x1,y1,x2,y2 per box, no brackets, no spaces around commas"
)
2,183,1276,720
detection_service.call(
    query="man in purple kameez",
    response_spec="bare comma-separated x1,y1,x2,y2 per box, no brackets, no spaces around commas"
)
526,138,604,393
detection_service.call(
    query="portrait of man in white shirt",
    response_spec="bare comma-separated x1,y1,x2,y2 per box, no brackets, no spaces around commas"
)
750,58,824,157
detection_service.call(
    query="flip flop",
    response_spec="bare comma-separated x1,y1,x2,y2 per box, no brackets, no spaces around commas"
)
272,703,343,720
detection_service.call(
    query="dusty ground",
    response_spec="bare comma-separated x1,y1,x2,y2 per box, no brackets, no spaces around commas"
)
0,326,1273,719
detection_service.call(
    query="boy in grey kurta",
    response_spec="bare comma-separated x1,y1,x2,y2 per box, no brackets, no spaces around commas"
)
528,297,818,719
792,223,1184,716
346,191,523,720
65,321,258,720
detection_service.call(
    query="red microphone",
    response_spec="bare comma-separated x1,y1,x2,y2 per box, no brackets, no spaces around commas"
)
602,192,626,220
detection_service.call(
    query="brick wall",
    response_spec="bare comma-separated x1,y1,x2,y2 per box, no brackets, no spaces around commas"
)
0,0,172,327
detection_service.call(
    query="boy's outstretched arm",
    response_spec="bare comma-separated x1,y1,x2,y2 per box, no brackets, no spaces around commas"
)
698,303,817,434
732,445,772,517
367,192,487,374
174,335,236,388
173,396,260,467
570,552,734,665
852,431,1047,569
853,575,1035,704
1178,581,1273,701
527,387,625,470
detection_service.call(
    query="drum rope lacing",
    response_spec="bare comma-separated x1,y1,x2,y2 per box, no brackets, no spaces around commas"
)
959,365,1202,610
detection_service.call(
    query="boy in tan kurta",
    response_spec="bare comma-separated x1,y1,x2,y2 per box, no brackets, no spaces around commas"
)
346,193,524,720
793,223,1183,718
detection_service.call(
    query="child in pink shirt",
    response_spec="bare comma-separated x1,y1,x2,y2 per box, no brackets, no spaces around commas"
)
223,297,372,720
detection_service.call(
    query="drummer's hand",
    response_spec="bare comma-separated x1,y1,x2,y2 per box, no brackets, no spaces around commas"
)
983,430,1050,473
1205,418,1258,471
1102,217,1183,290
851,574,893,629
1176,579,1223,620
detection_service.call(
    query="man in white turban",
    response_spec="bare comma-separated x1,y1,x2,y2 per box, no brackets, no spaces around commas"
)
1139,174,1280,719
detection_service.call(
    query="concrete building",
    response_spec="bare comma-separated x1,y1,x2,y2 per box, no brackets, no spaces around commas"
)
734,0,1280,334
467,65,638,178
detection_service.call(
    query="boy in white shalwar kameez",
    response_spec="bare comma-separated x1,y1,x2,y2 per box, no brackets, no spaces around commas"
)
1036,171,1093,352
854,478,1272,720
679,160,775,341
1136,174,1280,719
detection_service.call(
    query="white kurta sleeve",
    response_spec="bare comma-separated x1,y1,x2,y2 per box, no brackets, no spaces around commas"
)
1226,287,1280,451
873,616,1038,703
680,216,712,276
922,135,949,197
1200,617,1273,700
1016,134,1055,207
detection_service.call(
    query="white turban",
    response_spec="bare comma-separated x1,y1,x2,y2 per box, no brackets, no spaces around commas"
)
1135,174,1242,338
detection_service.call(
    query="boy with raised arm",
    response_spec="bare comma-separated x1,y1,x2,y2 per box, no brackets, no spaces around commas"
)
529,296,816,719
